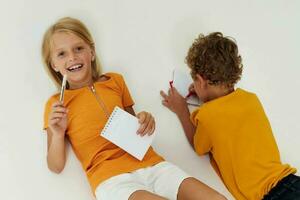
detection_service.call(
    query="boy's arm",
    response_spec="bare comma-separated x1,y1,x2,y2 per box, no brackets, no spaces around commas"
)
176,107,196,147
160,87,196,148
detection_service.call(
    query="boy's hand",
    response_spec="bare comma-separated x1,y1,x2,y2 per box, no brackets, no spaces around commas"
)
48,101,68,137
136,111,155,136
160,87,188,115
188,83,196,94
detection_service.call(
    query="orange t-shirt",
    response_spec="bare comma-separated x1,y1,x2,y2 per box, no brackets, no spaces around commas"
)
43,72,164,193
191,88,296,200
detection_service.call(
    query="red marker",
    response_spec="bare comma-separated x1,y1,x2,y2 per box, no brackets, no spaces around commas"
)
185,91,196,98
169,80,173,88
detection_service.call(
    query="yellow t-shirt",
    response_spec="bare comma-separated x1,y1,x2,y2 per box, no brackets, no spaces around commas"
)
191,88,296,200
43,72,164,193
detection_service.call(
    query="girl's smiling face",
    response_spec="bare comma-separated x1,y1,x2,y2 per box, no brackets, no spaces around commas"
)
50,31,95,89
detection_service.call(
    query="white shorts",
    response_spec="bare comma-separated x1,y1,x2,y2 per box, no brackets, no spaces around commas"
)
95,161,191,200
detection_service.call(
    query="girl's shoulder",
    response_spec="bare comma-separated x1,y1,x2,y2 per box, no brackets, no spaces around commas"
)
44,93,59,110
102,72,123,79
47,93,59,102
96,72,125,83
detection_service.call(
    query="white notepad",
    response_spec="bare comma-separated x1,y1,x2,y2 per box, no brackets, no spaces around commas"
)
100,106,155,160
172,69,201,106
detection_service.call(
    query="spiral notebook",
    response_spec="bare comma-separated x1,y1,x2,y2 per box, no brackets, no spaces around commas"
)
100,106,155,160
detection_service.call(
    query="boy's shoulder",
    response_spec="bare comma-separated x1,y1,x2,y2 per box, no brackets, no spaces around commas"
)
236,88,256,95
235,88,260,102
217,88,261,112
193,88,262,125
204,88,256,104
198,88,259,114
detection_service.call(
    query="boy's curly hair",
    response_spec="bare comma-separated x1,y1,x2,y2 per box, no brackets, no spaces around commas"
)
186,32,243,88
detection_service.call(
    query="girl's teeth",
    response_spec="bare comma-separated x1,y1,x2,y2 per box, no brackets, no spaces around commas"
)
68,64,82,71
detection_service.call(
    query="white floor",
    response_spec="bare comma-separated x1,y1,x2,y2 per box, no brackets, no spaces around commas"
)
1,1,300,199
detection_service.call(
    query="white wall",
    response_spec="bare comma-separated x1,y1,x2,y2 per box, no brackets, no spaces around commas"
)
1,0,299,199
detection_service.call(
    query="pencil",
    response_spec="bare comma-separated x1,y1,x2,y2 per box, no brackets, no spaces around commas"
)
59,74,67,102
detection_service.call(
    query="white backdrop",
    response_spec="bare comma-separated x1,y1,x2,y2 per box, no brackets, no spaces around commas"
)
0,0,299,199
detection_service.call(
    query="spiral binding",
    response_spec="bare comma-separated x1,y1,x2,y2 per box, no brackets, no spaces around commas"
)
101,106,120,135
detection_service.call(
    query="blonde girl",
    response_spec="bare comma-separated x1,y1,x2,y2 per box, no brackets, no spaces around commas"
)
41,17,226,200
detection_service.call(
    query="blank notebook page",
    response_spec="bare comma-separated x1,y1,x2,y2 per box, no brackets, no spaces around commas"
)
100,106,155,160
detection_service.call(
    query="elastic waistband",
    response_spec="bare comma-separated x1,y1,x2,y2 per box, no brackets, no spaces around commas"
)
263,173,300,199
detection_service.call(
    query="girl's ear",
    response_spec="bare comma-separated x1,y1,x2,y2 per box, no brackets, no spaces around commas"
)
53,67,59,72
50,62,59,72
91,50,95,61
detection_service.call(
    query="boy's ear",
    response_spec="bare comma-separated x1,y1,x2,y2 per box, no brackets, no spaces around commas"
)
195,74,207,88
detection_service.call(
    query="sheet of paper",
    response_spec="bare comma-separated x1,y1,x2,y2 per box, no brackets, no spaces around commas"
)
173,69,201,106
100,106,154,160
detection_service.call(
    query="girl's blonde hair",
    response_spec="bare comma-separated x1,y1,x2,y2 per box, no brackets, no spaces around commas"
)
41,17,102,89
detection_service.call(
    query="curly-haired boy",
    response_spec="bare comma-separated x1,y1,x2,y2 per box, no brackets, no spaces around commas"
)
160,32,300,200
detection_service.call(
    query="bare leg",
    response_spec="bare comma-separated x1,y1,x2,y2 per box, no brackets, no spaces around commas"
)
177,177,227,200
129,190,168,200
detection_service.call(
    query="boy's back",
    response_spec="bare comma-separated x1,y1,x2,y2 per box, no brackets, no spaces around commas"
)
161,32,300,200
191,88,296,199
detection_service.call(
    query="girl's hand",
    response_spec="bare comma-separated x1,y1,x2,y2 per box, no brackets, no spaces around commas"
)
48,101,68,137
160,87,188,115
136,111,155,136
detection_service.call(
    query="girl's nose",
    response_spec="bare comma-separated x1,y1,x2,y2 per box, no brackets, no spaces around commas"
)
68,52,77,62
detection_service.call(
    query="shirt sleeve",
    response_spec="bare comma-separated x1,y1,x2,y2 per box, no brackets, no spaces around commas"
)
113,73,135,107
192,111,212,155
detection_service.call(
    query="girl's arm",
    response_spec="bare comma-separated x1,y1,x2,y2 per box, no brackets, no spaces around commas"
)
46,101,68,173
46,128,66,173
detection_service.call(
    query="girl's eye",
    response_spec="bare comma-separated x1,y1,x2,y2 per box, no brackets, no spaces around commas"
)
57,52,65,57
76,46,84,51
